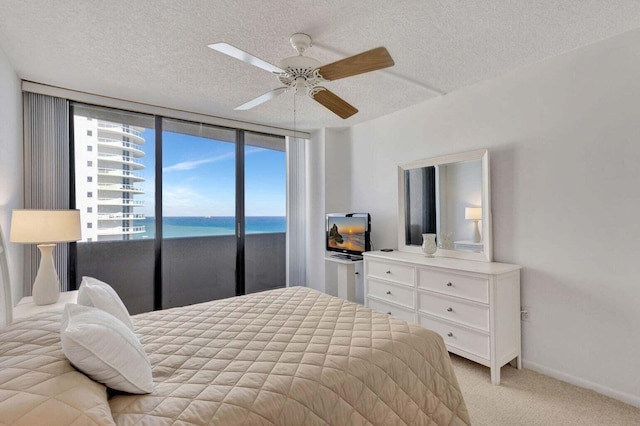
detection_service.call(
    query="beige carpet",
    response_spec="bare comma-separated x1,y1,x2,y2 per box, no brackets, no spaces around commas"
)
451,355,640,425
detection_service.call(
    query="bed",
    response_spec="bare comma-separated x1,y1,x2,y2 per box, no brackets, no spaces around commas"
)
0,286,470,425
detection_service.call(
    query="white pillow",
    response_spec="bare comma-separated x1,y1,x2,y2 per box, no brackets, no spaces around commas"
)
60,304,153,394
78,276,134,331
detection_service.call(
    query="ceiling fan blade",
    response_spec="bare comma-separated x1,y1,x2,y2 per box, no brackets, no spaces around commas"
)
318,47,394,81
310,89,358,119
235,87,288,110
209,42,285,74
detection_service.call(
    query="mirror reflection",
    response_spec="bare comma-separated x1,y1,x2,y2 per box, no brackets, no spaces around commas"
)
404,159,483,253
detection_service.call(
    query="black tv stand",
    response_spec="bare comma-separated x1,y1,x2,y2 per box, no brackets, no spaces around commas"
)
330,253,363,261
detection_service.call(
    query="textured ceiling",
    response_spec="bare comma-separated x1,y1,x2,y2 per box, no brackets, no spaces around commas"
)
1,1,640,132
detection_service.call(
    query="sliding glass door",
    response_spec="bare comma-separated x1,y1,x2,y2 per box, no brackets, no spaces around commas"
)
244,132,286,294
161,119,237,308
73,104,156,314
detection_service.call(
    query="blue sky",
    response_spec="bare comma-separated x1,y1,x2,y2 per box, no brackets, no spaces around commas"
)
136,129,285,217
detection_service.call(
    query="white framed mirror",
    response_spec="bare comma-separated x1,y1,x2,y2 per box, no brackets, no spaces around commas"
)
397,149,492,262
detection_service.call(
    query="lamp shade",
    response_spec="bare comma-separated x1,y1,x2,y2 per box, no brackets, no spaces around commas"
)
10,210,81,244
464,207,482,221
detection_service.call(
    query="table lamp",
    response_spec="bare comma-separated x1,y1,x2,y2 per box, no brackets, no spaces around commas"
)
465,207,482,243
10,209,81,305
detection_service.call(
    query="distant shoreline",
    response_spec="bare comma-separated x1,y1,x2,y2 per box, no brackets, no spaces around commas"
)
136,216,286,239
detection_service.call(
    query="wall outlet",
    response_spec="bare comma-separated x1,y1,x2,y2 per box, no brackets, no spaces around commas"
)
521,307,529,321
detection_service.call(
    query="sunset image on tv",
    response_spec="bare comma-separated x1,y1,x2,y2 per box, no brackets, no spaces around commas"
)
327,217,366,252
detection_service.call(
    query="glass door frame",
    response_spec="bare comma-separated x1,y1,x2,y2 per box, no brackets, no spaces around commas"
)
70,104,285,312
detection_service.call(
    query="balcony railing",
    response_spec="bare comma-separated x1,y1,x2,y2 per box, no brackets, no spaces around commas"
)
76,233,285,314
97,122,144,138
97,168,144,181
98,153,144,168
97,138,145,156
97,198,144,206
98,183,144,193
98,213,146,221
97,226,146,235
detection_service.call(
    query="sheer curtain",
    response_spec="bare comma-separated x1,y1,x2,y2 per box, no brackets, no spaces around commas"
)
22,92,71,295
286,137,307,287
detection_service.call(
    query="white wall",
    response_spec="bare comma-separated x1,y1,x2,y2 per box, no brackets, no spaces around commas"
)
323,128,352,297
0,47,23,304
340,29,640,406
306,128,354,296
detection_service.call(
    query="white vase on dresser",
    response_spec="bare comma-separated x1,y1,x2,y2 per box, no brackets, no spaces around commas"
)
364,249,521,385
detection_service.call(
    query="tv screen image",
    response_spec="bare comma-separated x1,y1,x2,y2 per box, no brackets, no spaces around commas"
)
326,213,370,256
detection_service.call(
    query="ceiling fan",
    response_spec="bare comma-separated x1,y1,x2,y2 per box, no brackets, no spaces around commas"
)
209,34,394,119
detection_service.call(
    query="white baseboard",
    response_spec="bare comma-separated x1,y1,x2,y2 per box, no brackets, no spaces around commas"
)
523,360,640,409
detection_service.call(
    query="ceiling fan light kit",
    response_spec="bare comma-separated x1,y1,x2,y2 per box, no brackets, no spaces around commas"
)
209,33,395,119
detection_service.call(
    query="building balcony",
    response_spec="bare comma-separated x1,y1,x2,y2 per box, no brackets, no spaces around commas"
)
97,168,144,182
98,183,144,194
97,122,145,142
97,153,145,169
98,213,146,221
97,138,145,157
97,198,144,206
97,225,146,235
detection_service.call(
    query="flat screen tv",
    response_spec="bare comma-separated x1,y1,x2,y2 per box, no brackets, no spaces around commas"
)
326,213,371,259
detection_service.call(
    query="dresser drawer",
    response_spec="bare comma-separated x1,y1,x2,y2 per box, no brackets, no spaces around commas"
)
367,298,416,323
420,314,490,359
367,260,414,286
368,279,415,309
417,268,488,303
418,290,489,331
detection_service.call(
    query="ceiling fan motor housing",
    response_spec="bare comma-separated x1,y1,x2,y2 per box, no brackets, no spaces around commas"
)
277,55,324,96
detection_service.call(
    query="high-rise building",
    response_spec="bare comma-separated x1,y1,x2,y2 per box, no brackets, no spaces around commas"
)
74,117,146,241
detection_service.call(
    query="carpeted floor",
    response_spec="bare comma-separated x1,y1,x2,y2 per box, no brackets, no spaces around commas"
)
451,354,640,425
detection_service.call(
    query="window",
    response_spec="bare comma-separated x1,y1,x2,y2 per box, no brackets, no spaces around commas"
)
72,103,288,314
87,130,92,136
74,104,155,243
73,103,157,314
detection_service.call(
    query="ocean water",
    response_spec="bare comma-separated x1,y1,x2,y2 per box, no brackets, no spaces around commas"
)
135,216,285,239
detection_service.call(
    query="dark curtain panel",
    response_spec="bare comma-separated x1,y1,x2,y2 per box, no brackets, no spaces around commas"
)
423,166,437,234
405,166,437,245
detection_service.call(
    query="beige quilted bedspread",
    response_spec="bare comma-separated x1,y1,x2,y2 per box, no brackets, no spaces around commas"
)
0,313,115,426
110,287,470,425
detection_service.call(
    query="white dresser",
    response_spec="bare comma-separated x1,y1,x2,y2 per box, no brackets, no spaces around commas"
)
364,250,521,384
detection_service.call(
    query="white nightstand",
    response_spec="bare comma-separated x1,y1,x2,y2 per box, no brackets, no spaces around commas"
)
325,255,363,302
13,290,79,322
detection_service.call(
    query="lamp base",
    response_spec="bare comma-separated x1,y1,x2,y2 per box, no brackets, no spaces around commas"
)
32,244,60,305
472,220,482,244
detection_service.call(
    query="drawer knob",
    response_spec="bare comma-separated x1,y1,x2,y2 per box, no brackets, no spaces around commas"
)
447,332,453,337
386,270,391,274
386,290,392,295
446,282,452,287
387,311,392,315
447,307,453,312
354,272,359,275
